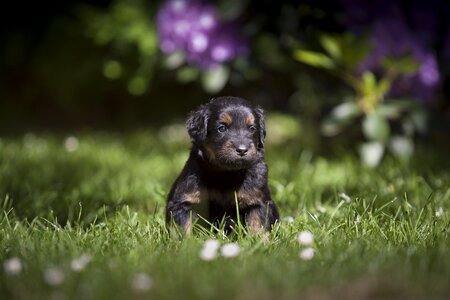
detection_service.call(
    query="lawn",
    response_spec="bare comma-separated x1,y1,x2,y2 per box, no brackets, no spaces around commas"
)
1,125,449,299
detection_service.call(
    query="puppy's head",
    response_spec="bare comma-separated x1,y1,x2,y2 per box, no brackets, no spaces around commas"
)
186,96,266,171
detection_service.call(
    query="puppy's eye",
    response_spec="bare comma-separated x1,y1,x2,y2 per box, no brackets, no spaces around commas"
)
217,125,227,133
249,125,257,132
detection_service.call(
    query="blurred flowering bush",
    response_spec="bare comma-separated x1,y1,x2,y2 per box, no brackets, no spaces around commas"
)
78,0,450,163
80,0,249,94
294,1,447,165
157,0,247,69
156,0,248,92
80,0,159,95
344,1,441,103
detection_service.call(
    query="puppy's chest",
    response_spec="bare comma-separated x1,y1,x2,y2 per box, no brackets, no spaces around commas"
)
198,187,263,208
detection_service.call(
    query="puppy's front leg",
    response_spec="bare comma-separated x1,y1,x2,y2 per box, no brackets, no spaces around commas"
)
166,157,203,234
244,202,279,237
166,200,197,234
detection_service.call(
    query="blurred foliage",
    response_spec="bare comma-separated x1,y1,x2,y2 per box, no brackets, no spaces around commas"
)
0,113,300,223
1,127,449,224
1,0,450,161
79,0,159,95
294,33,426,165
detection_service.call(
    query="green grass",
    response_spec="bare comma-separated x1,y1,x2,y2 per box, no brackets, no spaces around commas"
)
1,128,449,299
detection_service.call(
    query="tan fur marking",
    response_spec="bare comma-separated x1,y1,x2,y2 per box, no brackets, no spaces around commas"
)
182,211,197,234
183,191,201,204
246,113,255,126
237,188,264,207
245,209,265,235
220,112,233,126
216,140,234,159
183,220,193,234
248,143,257,156
204,144,216,160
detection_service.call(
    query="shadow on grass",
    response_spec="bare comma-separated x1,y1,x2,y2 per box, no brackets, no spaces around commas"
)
0,132,186,224
1,131,449,227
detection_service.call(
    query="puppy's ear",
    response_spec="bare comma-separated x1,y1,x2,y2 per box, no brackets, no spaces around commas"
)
186,104,209,144
255,106,266,149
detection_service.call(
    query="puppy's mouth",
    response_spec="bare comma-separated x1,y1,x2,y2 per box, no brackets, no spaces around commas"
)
204,143,258,171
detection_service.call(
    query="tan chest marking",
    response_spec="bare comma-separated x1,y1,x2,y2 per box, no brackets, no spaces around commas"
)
183,191,201,204
237,188,264,207
196,188,264,208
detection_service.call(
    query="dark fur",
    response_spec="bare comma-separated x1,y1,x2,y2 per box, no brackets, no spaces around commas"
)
166,96,279,234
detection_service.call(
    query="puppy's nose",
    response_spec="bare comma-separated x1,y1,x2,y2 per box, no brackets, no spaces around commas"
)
235,144,248,156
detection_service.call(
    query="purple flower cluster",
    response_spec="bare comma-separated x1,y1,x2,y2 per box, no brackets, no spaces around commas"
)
156,0,247,69
361,17,440,102
340,0,442,102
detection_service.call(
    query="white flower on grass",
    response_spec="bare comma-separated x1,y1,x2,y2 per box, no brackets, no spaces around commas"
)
220,243,240,258
44,267,65,286
355,215,361,223
282,216,295,224
3,257,22,275
70,255,91,272
131,272,154,293
299,247,315,260
64,136,79,152
297,231,314,246
316,205,326,213
204,239,221,251
435,207,444,218
339,192,351,203
199,239,221,261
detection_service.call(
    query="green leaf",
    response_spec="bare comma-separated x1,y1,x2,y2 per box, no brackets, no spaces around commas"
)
321,102,362,136
256,34,287,69
389,136,414,160
201,65,230,94
127,76,148,96
340,33,371,67
360,142,385,167
330,102,362,121
377,104,402,119
321,118,344,136
382,54,420,75
319,35,341,59
377,78,391,97
378,99,415,119
164,52,185,69
176,67,199,83
137,31,157,56
361,71,377,96
293,50,335,69
362,112,390,143
103,60,122,80
409,109,428,134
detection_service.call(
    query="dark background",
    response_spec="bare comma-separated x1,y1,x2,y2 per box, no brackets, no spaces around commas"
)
1,0,449,144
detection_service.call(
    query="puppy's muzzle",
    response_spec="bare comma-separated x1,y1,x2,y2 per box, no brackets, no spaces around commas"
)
235,144,249,156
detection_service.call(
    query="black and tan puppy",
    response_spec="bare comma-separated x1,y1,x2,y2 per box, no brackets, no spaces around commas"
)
166,96,279,235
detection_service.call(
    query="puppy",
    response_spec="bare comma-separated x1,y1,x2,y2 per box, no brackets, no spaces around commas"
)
166,96,279,235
